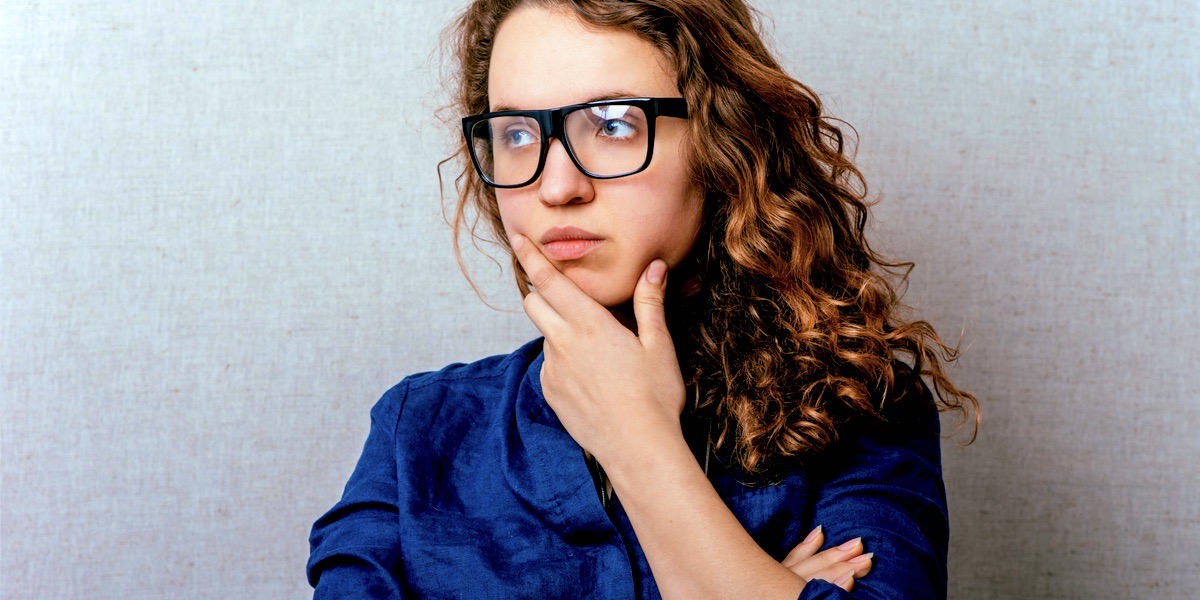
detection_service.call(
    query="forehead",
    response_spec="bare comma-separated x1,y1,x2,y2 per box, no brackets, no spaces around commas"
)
487,6,678,111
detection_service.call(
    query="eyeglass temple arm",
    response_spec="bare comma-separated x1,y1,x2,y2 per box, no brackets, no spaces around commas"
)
654,97,689,119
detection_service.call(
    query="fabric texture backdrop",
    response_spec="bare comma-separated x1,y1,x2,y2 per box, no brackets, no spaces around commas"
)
2,1,1196,598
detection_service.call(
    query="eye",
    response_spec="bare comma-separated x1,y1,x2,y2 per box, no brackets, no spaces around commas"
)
503,127,538,148
599,119,636,139
587,105,639,140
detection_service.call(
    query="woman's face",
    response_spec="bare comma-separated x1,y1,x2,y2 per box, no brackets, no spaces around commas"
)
488,5,704,308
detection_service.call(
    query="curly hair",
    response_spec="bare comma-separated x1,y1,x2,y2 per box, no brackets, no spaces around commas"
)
442,0,979,476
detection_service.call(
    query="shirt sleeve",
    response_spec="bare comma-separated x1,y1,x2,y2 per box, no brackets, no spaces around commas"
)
307,382,409,599
797,383,950,600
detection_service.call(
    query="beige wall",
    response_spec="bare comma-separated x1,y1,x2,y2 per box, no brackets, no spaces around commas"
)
2,1,1196,598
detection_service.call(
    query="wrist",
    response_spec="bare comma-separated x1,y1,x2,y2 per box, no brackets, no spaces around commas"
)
601,427,696,497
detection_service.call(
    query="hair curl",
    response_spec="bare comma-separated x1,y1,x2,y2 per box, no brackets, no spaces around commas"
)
442,0,979,476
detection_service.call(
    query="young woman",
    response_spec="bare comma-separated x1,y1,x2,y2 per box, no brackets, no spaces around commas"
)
308,1,977,598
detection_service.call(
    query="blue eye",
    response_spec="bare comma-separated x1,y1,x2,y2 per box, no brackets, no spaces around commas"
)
599,120,636,139
582,105,640,141
505,128,537,148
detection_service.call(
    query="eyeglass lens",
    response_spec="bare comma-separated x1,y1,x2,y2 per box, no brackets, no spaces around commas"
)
469,103,651,186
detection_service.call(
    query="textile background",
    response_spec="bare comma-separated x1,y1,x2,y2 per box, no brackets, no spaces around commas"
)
2,1,1196,598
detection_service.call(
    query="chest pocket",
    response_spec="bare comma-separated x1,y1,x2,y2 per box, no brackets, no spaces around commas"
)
712,471,814,560
401,511,622,599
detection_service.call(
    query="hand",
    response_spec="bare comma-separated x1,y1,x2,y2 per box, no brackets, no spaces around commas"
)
510,234,686,466
782,526,874,592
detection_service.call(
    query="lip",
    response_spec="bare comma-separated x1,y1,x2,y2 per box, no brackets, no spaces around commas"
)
539,226,605,261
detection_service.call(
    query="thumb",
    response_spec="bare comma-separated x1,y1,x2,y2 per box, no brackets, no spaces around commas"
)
632,259,670,344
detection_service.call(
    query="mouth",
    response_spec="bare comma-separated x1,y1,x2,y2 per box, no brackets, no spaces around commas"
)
539,226,605,261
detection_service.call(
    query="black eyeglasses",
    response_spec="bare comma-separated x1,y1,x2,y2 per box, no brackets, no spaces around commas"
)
462,97,689,188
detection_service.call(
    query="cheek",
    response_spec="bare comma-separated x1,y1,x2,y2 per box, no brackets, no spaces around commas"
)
642,189,704,265
641,140,703,263
495,192,523,236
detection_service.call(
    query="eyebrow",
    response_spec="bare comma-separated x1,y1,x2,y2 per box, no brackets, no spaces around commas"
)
490,90,644,113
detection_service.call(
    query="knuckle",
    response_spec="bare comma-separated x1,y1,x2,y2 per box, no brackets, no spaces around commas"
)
529,268,556,292
635,293,665,309
522,292,539,311
576,322,598,339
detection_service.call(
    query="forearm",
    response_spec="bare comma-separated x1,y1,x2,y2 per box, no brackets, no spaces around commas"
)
604,432,806,600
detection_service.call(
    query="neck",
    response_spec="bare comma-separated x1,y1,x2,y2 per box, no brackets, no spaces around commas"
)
609,302,637,333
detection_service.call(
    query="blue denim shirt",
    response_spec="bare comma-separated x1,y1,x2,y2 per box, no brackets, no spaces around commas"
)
308,339,948,599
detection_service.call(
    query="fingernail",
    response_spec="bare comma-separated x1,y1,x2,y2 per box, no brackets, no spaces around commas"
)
849,552,873,565
511,235,525,251
838,537,862,551
834,571,853,587
802,525,822,545
646,260,667,285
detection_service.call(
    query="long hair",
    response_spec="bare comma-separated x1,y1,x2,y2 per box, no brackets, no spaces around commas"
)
443,0,979,476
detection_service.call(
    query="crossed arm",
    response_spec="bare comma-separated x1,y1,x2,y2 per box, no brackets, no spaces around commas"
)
307,239,947,599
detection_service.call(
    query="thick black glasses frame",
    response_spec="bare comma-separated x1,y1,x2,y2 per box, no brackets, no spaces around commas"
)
462,97,689,189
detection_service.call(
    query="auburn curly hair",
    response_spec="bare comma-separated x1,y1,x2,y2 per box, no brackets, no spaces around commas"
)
442,0,979,476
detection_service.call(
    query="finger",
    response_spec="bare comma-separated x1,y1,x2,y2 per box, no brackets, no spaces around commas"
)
824,553,872,580
521,290,567,337
786,537,863,578
834,569,856,592
510,234,599,321
782,525,824,569
813,554,873,592
632,259,670,345
849,553,873,578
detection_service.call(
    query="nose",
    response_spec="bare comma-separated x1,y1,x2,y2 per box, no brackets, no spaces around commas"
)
536,139,595,206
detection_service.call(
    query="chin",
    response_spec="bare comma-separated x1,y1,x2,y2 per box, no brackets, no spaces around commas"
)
572,278,635,309
548,264,633,308
585,288,635,309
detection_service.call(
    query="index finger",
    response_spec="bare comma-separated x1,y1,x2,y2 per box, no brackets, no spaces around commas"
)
510,234,606,322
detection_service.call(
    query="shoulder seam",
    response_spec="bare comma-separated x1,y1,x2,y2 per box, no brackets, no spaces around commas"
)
391,377,411,440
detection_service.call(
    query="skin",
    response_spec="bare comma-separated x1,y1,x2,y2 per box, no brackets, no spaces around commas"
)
490,5,703,308
492,6,872,598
